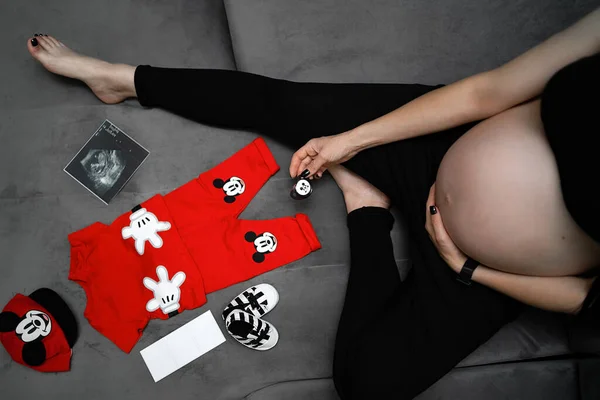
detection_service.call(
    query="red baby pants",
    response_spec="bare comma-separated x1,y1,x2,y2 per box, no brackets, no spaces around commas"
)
68,138,321,352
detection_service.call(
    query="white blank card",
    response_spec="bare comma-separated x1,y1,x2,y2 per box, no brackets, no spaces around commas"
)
140,310,226,382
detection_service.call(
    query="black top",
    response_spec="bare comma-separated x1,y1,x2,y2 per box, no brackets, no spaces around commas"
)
541,52,600,244
542,53,600,324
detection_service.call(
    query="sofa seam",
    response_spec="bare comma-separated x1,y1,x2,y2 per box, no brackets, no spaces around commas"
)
244,377,333,400
222,0,240,71
456,353,581,370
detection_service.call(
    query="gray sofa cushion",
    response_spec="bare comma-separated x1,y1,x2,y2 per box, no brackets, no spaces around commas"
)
246,360,578,400
459,308,570,367
419,359,579,400
245,378,339,400
224,0,598,84
1,0,235,111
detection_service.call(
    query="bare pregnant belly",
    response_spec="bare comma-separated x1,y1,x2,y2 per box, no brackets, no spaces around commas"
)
435,100,600,276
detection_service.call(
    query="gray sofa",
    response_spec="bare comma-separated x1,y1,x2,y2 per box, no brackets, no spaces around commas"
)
1,1,599,399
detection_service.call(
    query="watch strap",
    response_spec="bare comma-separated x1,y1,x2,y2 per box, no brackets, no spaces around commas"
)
457,257,479,286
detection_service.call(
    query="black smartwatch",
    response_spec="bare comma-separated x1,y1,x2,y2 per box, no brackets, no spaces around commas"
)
457,257,479,286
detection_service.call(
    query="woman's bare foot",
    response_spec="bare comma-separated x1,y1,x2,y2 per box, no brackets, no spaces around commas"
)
328,165,390,213
27,34,136,104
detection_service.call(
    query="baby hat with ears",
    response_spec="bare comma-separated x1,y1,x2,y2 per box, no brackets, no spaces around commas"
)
0,288,78,372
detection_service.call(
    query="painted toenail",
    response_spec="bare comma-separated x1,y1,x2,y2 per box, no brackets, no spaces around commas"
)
31,38,38,47
34,33,40,37
44,34,48,36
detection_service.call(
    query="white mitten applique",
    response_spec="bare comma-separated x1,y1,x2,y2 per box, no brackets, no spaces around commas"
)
143,266,186,314
121,208,171,255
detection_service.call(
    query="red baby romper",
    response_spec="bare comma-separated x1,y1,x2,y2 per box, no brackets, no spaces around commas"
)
68,138,321,353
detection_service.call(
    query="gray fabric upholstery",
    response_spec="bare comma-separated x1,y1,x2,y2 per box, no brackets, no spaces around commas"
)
1,0,598,399
245,378,339,400
246,360,579,400
225,0,598,84
1,0,235,111
458,308,570,367
419,360,579,400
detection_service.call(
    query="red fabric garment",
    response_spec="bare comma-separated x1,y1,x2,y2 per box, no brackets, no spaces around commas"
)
0,294,72,372
68,138,321,353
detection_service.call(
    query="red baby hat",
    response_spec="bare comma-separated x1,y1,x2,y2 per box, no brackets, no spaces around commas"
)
0,288,78,372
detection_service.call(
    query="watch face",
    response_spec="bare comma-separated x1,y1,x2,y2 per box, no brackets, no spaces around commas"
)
295,179,312,196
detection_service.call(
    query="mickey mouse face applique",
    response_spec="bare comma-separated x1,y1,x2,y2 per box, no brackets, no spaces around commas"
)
245,231,278,263
0,310,52,366
122,208,171,255
291,178,312,200
16,310,52,343
213,177,245,203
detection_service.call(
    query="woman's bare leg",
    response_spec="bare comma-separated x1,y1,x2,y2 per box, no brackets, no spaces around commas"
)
27,34,136,104
328,165,390,213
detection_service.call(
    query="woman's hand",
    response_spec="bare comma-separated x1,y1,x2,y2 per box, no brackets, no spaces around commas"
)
289,132,360,178
425,183,468,273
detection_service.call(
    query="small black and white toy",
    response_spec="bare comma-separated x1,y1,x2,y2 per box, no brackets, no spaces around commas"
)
290,178,312,200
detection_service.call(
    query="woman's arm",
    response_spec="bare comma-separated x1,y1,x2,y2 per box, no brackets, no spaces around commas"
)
472,265,595,315
348,7,600,151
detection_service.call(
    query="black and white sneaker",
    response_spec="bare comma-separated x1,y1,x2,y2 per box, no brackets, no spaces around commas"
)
222,284,279,320
225,310,279,351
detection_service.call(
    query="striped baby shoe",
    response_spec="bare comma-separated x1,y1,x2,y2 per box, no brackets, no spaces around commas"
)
222,284,279,320
225,309,279,351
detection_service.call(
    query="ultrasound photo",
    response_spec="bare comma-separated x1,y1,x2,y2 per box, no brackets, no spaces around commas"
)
65,120,149,204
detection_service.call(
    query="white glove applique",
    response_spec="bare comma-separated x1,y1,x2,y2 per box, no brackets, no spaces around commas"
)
143,266,186,314
121,208,171,255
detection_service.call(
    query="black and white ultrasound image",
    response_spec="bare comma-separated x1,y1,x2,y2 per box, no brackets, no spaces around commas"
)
79,149,127,196
64,120,149,204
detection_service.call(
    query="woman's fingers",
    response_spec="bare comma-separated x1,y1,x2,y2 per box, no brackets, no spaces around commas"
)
296,156,313,178
425,183,437,223
290,139,319,177
428,183,436,202
290,144,315,177
315,166,327,179
431,208,450,242
290,149,308,178
425,183,436,238
426,183,450,241
303,154,327,179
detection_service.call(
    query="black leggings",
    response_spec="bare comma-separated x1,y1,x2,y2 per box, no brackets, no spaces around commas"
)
135,66,523,400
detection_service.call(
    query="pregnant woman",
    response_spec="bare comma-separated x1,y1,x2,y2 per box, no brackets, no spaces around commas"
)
27,7,600,399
